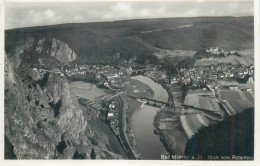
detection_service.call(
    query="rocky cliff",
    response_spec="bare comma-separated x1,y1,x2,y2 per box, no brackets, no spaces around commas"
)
5,35,77,67
4,40,125,159
49,38,77,63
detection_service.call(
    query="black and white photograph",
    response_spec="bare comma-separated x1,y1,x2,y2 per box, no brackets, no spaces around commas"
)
2,0,259,163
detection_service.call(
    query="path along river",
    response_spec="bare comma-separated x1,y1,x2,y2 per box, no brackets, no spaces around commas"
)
131,75,168,159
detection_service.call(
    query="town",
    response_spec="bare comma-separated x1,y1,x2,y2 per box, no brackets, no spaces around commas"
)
4,3,255,161
31,46,254,159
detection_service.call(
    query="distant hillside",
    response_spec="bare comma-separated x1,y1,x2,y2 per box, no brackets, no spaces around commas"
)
5,16,254,64
184,108,254,159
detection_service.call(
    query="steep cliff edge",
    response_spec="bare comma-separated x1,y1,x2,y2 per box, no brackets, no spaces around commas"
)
5,51,87,159
4,39,125,159
49,38,77,63
5,36,77,67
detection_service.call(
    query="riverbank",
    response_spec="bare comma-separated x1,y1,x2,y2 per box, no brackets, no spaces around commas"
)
154,108,187,156
125,76,169,159
124,78,154,98
123,78,155,158
145,73,173,103
123,96,142,158
131,75,168,101
152,80,188,156
144,73,188,156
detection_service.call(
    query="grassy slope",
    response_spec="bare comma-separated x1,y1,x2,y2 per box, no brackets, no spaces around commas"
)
5,16,254,64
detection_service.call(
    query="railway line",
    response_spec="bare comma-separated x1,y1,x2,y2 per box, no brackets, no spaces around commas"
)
115,95,136,159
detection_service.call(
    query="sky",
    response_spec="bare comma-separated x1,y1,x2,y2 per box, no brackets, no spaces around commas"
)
5,0,254,29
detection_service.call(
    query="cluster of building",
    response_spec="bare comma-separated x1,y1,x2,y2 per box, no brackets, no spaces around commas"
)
32,67,65,77
206,47,224,55
64,64,113,77
148,48,255,141
63,64,133,89
205,47,239,56
178,61,254,88
107,100,120,135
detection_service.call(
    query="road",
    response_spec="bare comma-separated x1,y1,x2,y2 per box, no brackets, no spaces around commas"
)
115,95,136,159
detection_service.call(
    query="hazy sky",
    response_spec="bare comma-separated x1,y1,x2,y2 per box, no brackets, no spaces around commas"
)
5,1,254,29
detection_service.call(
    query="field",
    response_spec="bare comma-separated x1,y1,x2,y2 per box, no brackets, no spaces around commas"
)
180,114,209,139
237,49,254,58
237,83,254,90
70,81,107,101
124,79,154,98
216,80,254,90
153,48,196,59
183,93,221,113
234,49,254,66
219,90,254,114
195,59,219,66
216,80,240,86
244,91,254,103
195,49,254,67
235,57,254,66
195,56,253,67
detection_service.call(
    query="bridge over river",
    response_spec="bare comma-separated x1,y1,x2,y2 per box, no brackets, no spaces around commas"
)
126,94,175,108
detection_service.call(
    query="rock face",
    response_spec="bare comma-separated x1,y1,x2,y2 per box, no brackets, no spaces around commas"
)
4,40,125,159
6,36,77,66
5,52,87,159
50,38,77,63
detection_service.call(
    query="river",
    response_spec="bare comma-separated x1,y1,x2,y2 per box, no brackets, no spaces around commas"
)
70,78,169,159
131,75,168,159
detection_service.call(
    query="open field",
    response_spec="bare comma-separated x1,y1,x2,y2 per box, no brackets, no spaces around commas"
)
195,56,253,67
153,48,196,59
70,81,107,101
180,113,209,139
124,79,154,98
216,80,254,90
219,90,254,114
237,49,254,58
237,83,254,90
195,49,254,67
216,80,240,86
244,91,254,103
183,93,221,113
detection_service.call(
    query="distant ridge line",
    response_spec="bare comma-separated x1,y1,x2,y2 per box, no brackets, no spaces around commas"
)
5,16,253,31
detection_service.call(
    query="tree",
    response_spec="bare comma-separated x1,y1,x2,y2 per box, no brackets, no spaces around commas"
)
91,148,96,159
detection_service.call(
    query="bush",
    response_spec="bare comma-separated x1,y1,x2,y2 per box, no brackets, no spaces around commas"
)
91,148,96,159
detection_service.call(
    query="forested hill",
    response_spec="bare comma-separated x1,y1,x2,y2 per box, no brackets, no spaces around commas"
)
5,16,254,64
184,108,254,159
